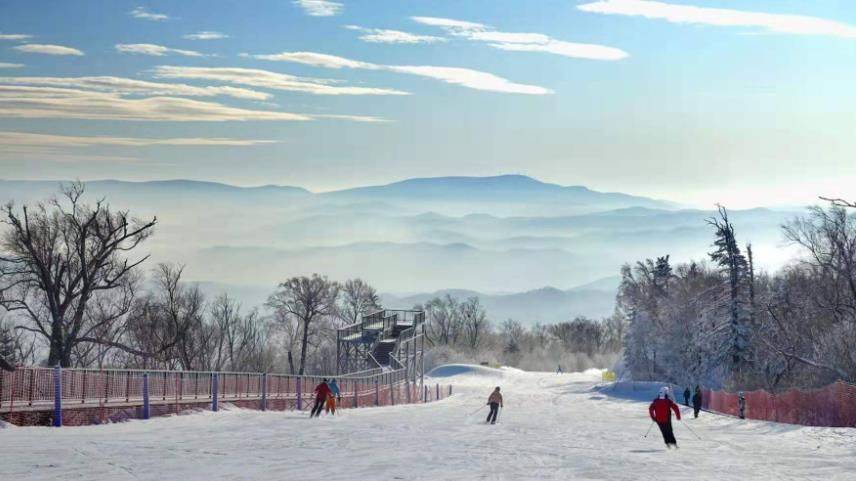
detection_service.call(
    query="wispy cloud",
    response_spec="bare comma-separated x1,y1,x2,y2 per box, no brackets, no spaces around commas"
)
293,0,342,17
130,6,169,22
0,63,24,69
183,31,229,40
0,85,309,121
0,33,33,41
12,44,84,56
344,25,446,44
411,16,628,61
577,0,856,38
116,43,205,57
251,51,552,94
387,65,552,95
0,85,386,122
253,52,377,69
0,76,271,100
0,131,276,147
153,66,409,96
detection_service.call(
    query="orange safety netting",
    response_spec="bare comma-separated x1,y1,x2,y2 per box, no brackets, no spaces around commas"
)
702,381,856,427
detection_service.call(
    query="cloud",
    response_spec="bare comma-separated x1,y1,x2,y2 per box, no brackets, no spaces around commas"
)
183,31,229,40
0,76,271,100
11,44,84,56
344,26,446,44
293,0,342,17
153,66,409,96
0,131,276,147
387,65,553,95
411,16,628,61
253,51,377,69
0,33,33,41
409,17,486,30
116,43,205,57
250,51,552,94
130,6,169,21
0,63,24,69
0,85,310,121
0,85,386,122
577,0,856,38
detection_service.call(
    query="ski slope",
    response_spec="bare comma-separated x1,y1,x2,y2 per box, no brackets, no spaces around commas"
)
2,365,855,481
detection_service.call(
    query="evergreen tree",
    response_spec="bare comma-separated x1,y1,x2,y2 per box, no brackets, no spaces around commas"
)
0,321,17,371
707,205,751,376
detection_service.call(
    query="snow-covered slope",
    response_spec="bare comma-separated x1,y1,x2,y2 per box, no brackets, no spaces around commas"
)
1,366,854,480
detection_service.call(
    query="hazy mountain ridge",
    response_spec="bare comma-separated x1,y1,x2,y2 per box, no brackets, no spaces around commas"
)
381,277,621,323
0,176,801,323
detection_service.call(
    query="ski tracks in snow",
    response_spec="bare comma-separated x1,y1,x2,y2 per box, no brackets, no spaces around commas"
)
2,367,856,480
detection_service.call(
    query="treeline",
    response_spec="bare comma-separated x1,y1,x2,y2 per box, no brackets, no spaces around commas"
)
0,183,624,374
418,295,623,372
619,200,856,391
0,183,384,374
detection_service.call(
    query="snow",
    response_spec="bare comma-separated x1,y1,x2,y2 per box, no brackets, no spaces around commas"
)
2,366,855,480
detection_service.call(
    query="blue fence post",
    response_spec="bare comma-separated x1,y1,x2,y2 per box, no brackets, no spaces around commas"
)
353,380,358,408
436,383,440,400
211,373,219,412
52,366,62,427
296,378,302,410
390,379,395,406
424,385,428,403
449,385,452,396
375,378,379,407
142,372,150,420
261,373,268,411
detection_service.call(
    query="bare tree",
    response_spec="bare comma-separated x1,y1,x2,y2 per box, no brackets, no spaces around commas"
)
210,294,272,371
424,295,461,346
0,183,156,367
337,278,381,326
267,275,339,375
118,264,204,369
460,297,488,352
501,319,524,354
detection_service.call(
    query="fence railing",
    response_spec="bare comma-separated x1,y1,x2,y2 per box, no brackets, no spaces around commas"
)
0,366,453,427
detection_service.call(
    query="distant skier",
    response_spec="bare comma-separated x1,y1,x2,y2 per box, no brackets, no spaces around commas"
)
310,379,331,418
556,365,563,375
649,386,681,449
326,379,341,414
486,387,503,425
692,386,703,418
738,392,746,419
683,387,691,407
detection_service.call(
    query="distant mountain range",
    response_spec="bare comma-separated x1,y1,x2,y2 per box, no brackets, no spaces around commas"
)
381,276,621,323
0,175,803,325
321,175,676,216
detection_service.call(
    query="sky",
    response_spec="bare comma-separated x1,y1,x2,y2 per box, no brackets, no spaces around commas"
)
0,0,854,208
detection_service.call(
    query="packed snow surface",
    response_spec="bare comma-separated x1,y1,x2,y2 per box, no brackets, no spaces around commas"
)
2,366,855,480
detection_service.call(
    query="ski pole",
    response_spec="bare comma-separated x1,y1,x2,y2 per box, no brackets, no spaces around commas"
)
642,421,654,438
680,420,702,440
469,404,488,416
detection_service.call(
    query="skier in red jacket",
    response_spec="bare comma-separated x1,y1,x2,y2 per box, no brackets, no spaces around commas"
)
649,387,681,448
310,379,332,418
